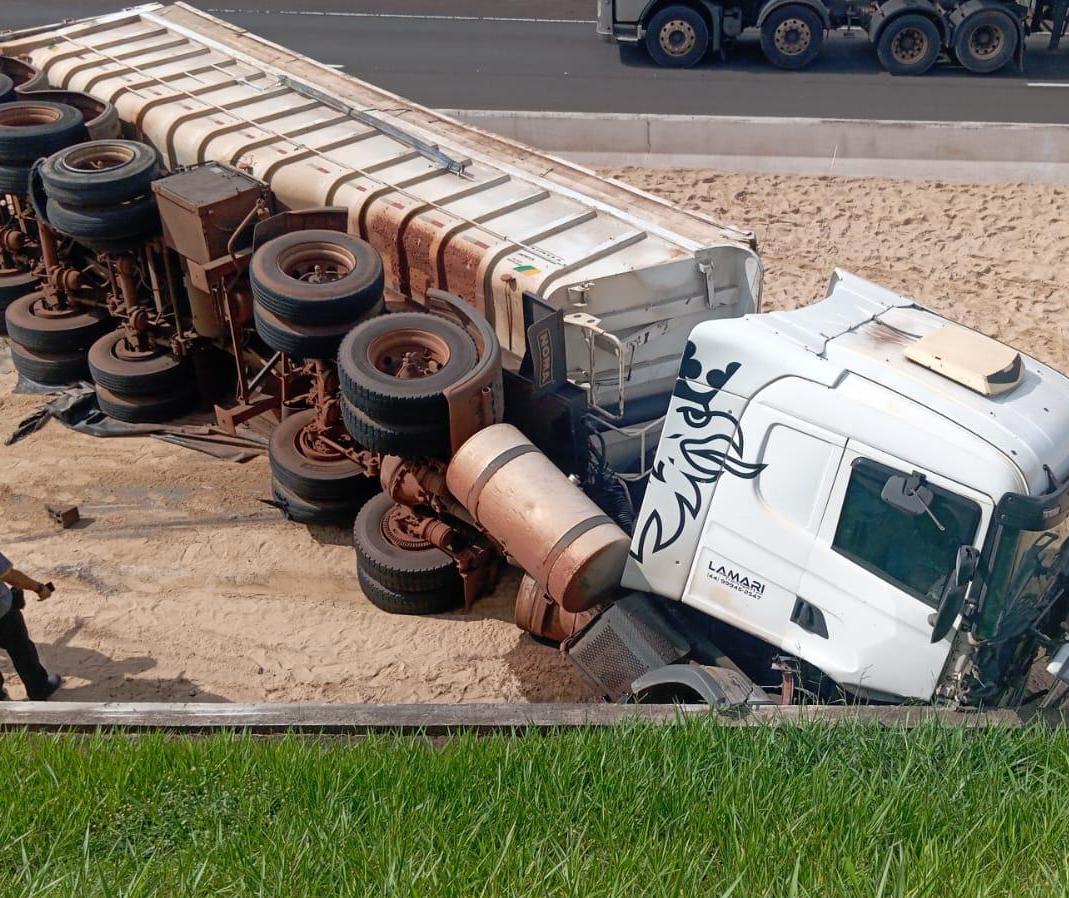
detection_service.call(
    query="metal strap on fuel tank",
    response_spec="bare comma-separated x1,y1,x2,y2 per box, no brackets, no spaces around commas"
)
464,443,540,513
536,515,614,586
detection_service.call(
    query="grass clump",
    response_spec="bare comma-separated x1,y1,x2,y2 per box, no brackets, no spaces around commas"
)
0,720,1067,897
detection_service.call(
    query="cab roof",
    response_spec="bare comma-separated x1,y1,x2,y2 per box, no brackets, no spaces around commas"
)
700,270,1069,496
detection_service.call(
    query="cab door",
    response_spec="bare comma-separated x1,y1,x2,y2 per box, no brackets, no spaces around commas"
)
797,442,993,701
682,402,845,645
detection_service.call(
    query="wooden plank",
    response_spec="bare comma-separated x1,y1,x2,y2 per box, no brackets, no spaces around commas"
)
0,703,1064,734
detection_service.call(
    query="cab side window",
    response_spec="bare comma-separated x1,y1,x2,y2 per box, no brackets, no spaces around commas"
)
832,459,981,607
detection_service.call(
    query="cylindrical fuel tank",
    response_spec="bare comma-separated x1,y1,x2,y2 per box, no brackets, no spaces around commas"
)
19,89,120,139
514,574,596,644
185,283,225,339
446,423,630,613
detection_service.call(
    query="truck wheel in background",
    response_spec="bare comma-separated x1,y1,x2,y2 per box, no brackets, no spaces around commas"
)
352,493,463,615
252,300,379,361
270,477,372,527
337,312,477,425
9,341,89,386
0,102,86,165
760,5,825,69
87,330,190,396
876,14,942,75
0,268,38,333
268,408,379,504
644,5,710,67
40,140,160,207
95,382,197,423
4,291,111,352
250,230,384,326
0,163,31,195
952,9,1017,73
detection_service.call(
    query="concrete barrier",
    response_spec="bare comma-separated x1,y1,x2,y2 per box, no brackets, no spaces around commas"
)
444,110,1069,183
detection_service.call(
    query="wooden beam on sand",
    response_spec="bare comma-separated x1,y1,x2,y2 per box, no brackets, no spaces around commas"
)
0,702,1065,734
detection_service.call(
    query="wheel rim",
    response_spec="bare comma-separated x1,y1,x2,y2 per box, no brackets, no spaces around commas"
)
774,17,812,55
891,26,929,63
381,503,432,552
969,23,1004,58
659,19,697,56
59,143,136,174
29,295,83,320
295,422,349,463
366,328,451,380
0,104,63,129
277,241,356,286
112,335,158,362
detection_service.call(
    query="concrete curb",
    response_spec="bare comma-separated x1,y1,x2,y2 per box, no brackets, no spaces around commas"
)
0,702,1065,733
444,110,1069,183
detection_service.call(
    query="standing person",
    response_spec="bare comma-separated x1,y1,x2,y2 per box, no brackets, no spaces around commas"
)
0,552,61,701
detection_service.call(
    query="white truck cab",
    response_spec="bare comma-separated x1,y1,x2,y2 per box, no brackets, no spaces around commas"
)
622,270,1069,705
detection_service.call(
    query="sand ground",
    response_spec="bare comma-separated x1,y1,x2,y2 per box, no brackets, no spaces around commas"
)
1,169,1066,703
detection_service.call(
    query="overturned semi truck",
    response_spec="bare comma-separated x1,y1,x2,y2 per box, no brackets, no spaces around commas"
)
1,4,1067,710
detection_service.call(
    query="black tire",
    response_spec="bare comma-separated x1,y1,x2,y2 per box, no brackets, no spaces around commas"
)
45,195,159,246
0,268,37,332
337,311,477,426
0,75,14,105
269,408,380,502
644,5,710,68
9,340,89,386
953,9,1017,73
760,5,825,69
0,163,30,195
353,493,462,595
95,383,198,423
250,230,384,326
357,565,462,616
876,14,942,76
4,292,111,352
40,140,160,207
87,330,190,396
253,300,379,361
270,477,369,527
0,101,86,165
340,396,452,460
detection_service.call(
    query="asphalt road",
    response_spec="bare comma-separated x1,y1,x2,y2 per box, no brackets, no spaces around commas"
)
3,1,1068,123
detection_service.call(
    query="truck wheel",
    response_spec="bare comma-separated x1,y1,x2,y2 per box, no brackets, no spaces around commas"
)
337,311,477,426
269,408,379,502
87,330,190,396
953,9,1017,73
9,341,89,386
95,382,198,423
760,5,824,69
40,140,160,207
270,477,369,527
877,14,942,75
253,299,379,361
0,268,38,332
250,230,384,326
644,6,710,68
0,163,30,195
340,396,452,460
45,195,160,245
4,291,111,352
353,494,462,614
0,102,85,165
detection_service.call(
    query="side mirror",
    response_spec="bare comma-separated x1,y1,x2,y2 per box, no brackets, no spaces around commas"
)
929,545,980,644
882,473,934,517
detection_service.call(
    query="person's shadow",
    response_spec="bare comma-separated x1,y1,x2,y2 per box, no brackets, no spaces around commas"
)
1,620,229,702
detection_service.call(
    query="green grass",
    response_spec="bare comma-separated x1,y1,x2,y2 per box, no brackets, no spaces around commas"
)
0,721,1068,897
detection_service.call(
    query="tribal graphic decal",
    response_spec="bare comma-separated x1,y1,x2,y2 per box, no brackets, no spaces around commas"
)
630,342,766,563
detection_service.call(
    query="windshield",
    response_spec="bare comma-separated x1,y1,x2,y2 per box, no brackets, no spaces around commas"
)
974,518,1069,642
